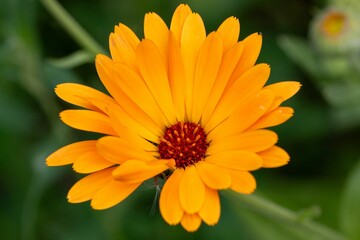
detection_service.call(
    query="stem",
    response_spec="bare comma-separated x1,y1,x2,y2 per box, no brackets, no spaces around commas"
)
39,0,106,55
224,191,348,240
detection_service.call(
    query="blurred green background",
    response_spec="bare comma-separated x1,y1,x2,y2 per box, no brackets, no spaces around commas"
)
1,0,360,239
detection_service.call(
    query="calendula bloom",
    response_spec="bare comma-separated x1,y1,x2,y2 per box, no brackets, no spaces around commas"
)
47,4,300,232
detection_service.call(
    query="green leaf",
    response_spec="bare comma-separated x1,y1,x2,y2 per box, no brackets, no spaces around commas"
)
48,50,93,69
277,35,320,79
224,191,347,240
340,160,360,239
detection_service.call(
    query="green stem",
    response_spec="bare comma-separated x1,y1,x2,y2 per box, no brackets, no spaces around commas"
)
39,0,106,55
224,191,348,240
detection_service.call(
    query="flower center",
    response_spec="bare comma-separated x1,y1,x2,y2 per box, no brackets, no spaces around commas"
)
321,11,346,38
158,122,208,169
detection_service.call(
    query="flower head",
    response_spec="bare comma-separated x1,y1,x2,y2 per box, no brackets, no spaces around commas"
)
47,4,300,232
310,6,360,55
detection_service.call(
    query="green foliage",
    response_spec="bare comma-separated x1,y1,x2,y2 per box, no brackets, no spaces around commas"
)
340,160,360,240
277,36,320,80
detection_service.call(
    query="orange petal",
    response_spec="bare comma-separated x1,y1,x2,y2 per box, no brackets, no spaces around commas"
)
216,16,240,52
258,146,290,168
168,32,186,121
199,187,221,226
179,165,205,214
208,130,278,155
208,89,274,140
67,167,115,203
112,160,170,183
264,81,301,112
111,63,167,128
95,54,129,102
249,106,294,130
60,110,116,136
109,24,139,67
55,83,115,114
205,64,270,133
191,32,223,123
46,140,96,166
72,151,114,174
227,170,256,194
180,213,202,232
196,161,231,189
170,4,192,42
96,55,164,135
136,39,176,124
201,42,244,125
107,122,158,152
91,180,141,210
206,150,263,171
144,12,169,66
107,103,160,143
180,13,206,120
96,136,156,164
228,32,262,87
96,54,130,104
159,169,184,225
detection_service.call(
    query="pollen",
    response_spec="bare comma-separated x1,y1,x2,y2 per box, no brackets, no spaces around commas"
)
158,122,208,169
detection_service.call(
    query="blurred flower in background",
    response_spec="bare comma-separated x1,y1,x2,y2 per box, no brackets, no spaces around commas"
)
280,0,360,129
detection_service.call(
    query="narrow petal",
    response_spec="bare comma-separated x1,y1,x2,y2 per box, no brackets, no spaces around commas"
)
264,81,301,112
110,63,167,129
228,32,262,87
199,187,220,226
67,167,115,203
258,146,290,168
96,54,133,105
60,110,116,136
159,169,184,225
109,24,139,67
227,170,256,194
180,213,202,232
191,32,223,123
96,136,156,164
112,160,170,183
201,42,244,125
249,107,294,130
46,140,96,166
96,54,130,104
170,4,192,41
72,151,114,174
208,130,278,155
96,55,165,134
91,180,141,210
107,103,160,143
168,32,186,121
108,122,158,152
136,39,176,124
144,12,169,65
179,165,205,214
216,16,240,52
230,90,274,134
196,161,231,189
206,150,262,171
205,64,270,133
208,89,274,140
180,13,206,120
55,83,115,114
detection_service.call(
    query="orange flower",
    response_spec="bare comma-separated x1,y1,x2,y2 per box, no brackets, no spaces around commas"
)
47,4,300,232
